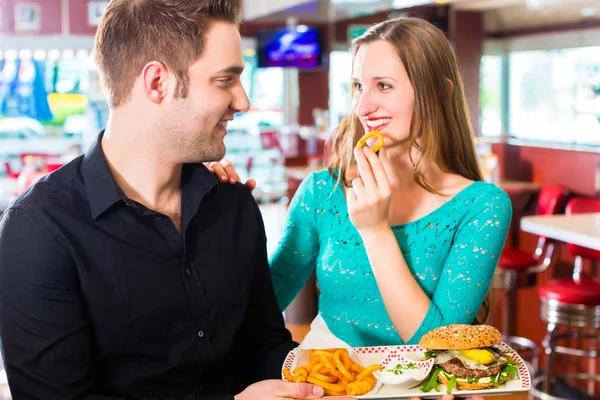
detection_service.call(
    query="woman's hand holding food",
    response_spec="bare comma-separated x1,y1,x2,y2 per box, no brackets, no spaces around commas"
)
346,145,391,236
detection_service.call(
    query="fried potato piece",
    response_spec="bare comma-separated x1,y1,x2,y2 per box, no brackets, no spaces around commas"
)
282,349,381,396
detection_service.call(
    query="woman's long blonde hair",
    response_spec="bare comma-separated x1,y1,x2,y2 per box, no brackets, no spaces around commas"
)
328,17,491,325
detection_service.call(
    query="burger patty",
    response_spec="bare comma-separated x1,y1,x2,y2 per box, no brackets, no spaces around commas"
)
440,358,503,379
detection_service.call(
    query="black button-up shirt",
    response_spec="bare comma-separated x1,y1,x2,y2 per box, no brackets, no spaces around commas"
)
0,134,296,400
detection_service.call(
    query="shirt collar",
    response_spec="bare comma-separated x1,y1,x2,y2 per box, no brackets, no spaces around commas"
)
82,131,219,219
82,131,124,219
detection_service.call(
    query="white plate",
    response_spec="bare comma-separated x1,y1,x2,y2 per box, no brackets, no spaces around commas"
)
281,342,532,398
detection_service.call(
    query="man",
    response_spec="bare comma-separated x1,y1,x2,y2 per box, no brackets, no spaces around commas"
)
0,1,344,399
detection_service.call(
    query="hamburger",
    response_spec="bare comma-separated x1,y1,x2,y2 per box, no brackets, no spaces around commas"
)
418,324,520,394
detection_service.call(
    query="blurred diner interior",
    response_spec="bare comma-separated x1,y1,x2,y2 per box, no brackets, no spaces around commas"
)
1,0,600,399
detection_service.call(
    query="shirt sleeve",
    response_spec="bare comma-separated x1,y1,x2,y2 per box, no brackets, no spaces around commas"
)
269,173,321,310
0,207,103,400
234,194,297,386
0,209,244,400
407,187,513,344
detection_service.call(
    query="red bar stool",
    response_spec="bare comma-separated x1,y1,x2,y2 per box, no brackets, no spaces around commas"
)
493,184,568,374
530,197,600,400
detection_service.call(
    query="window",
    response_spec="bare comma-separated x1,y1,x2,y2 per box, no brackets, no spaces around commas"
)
329,50,353,128
88,1,109,26
509,47,600,143
14,4,41,32
480,55,503,137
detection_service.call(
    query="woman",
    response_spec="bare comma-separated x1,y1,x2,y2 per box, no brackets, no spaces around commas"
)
211,17,511,347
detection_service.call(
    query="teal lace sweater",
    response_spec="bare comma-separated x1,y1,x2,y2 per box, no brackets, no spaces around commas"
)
270,169,512,347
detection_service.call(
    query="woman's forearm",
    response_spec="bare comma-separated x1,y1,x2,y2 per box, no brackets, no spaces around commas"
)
360,227,431,342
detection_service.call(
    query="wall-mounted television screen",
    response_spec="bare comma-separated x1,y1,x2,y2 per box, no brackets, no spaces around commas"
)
255,26,324,69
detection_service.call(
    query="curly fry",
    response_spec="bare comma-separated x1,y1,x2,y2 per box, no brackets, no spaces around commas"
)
293,375,307,383
283,369,294,382
338,376,349,390
319,356,334,369
325,367,344,380
310,372,337,383
282,348,381,396
364,375,376,385
311,350,336,358
346,379,373,396
307,376,347,392
293,366,308,377
333,349,355,381
309,362,326,376
306,357,320,371
337,349,355,374
356,364,382,381
349,361,364,374
324,389,347,396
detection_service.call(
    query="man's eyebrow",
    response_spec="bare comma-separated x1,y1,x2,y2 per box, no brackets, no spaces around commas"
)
216,65,245,75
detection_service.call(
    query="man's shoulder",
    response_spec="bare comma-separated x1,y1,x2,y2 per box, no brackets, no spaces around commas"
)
212,181,257,211
10,156,86,213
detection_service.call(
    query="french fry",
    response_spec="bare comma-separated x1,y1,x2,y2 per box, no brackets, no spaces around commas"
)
326,368,344,380
346,376,377,396
319,356,334,370
307,376,347,392
283,369,294,382
311,349,337,358
324,389,347,396
349,360,364,374
293,375,307,383
309,362,326,376
333,349,355,381
310,372,337,383
356,364,382,381
294,366,308,377
282,348,381,396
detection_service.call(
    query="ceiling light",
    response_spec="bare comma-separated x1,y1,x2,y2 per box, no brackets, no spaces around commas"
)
392,0,432,9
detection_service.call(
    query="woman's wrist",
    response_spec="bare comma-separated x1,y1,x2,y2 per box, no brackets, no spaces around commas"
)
359,225,394,246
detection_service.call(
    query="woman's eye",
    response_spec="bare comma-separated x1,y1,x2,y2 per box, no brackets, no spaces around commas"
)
379,82,392,90
352,82,363,91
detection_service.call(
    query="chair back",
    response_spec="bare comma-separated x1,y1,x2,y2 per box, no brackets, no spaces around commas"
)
535,184,568,216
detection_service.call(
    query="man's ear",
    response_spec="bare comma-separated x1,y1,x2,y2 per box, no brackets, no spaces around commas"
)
141,61,169,104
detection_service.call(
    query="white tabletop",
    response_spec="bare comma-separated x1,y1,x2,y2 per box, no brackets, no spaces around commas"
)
521,213,600,251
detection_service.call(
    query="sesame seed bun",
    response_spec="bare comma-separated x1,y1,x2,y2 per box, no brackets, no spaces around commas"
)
438,371,510,390
419,324,502,350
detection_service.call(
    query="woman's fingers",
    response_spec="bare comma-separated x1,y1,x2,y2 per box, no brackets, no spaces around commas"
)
222,160,239,184
354,147,377,192
362,146,390,194
209,162,229,182
351,177,367,203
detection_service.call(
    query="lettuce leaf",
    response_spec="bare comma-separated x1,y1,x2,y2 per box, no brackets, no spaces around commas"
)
446,374,457,394
423,350,437,360
420,367,443,393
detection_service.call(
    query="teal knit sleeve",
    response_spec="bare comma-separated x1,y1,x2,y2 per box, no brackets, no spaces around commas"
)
269,173,320,311
407,187,512,343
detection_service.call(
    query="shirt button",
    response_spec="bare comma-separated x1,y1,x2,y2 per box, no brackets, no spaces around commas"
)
156,215,164,221
197,329,205,338
184,268,191,277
